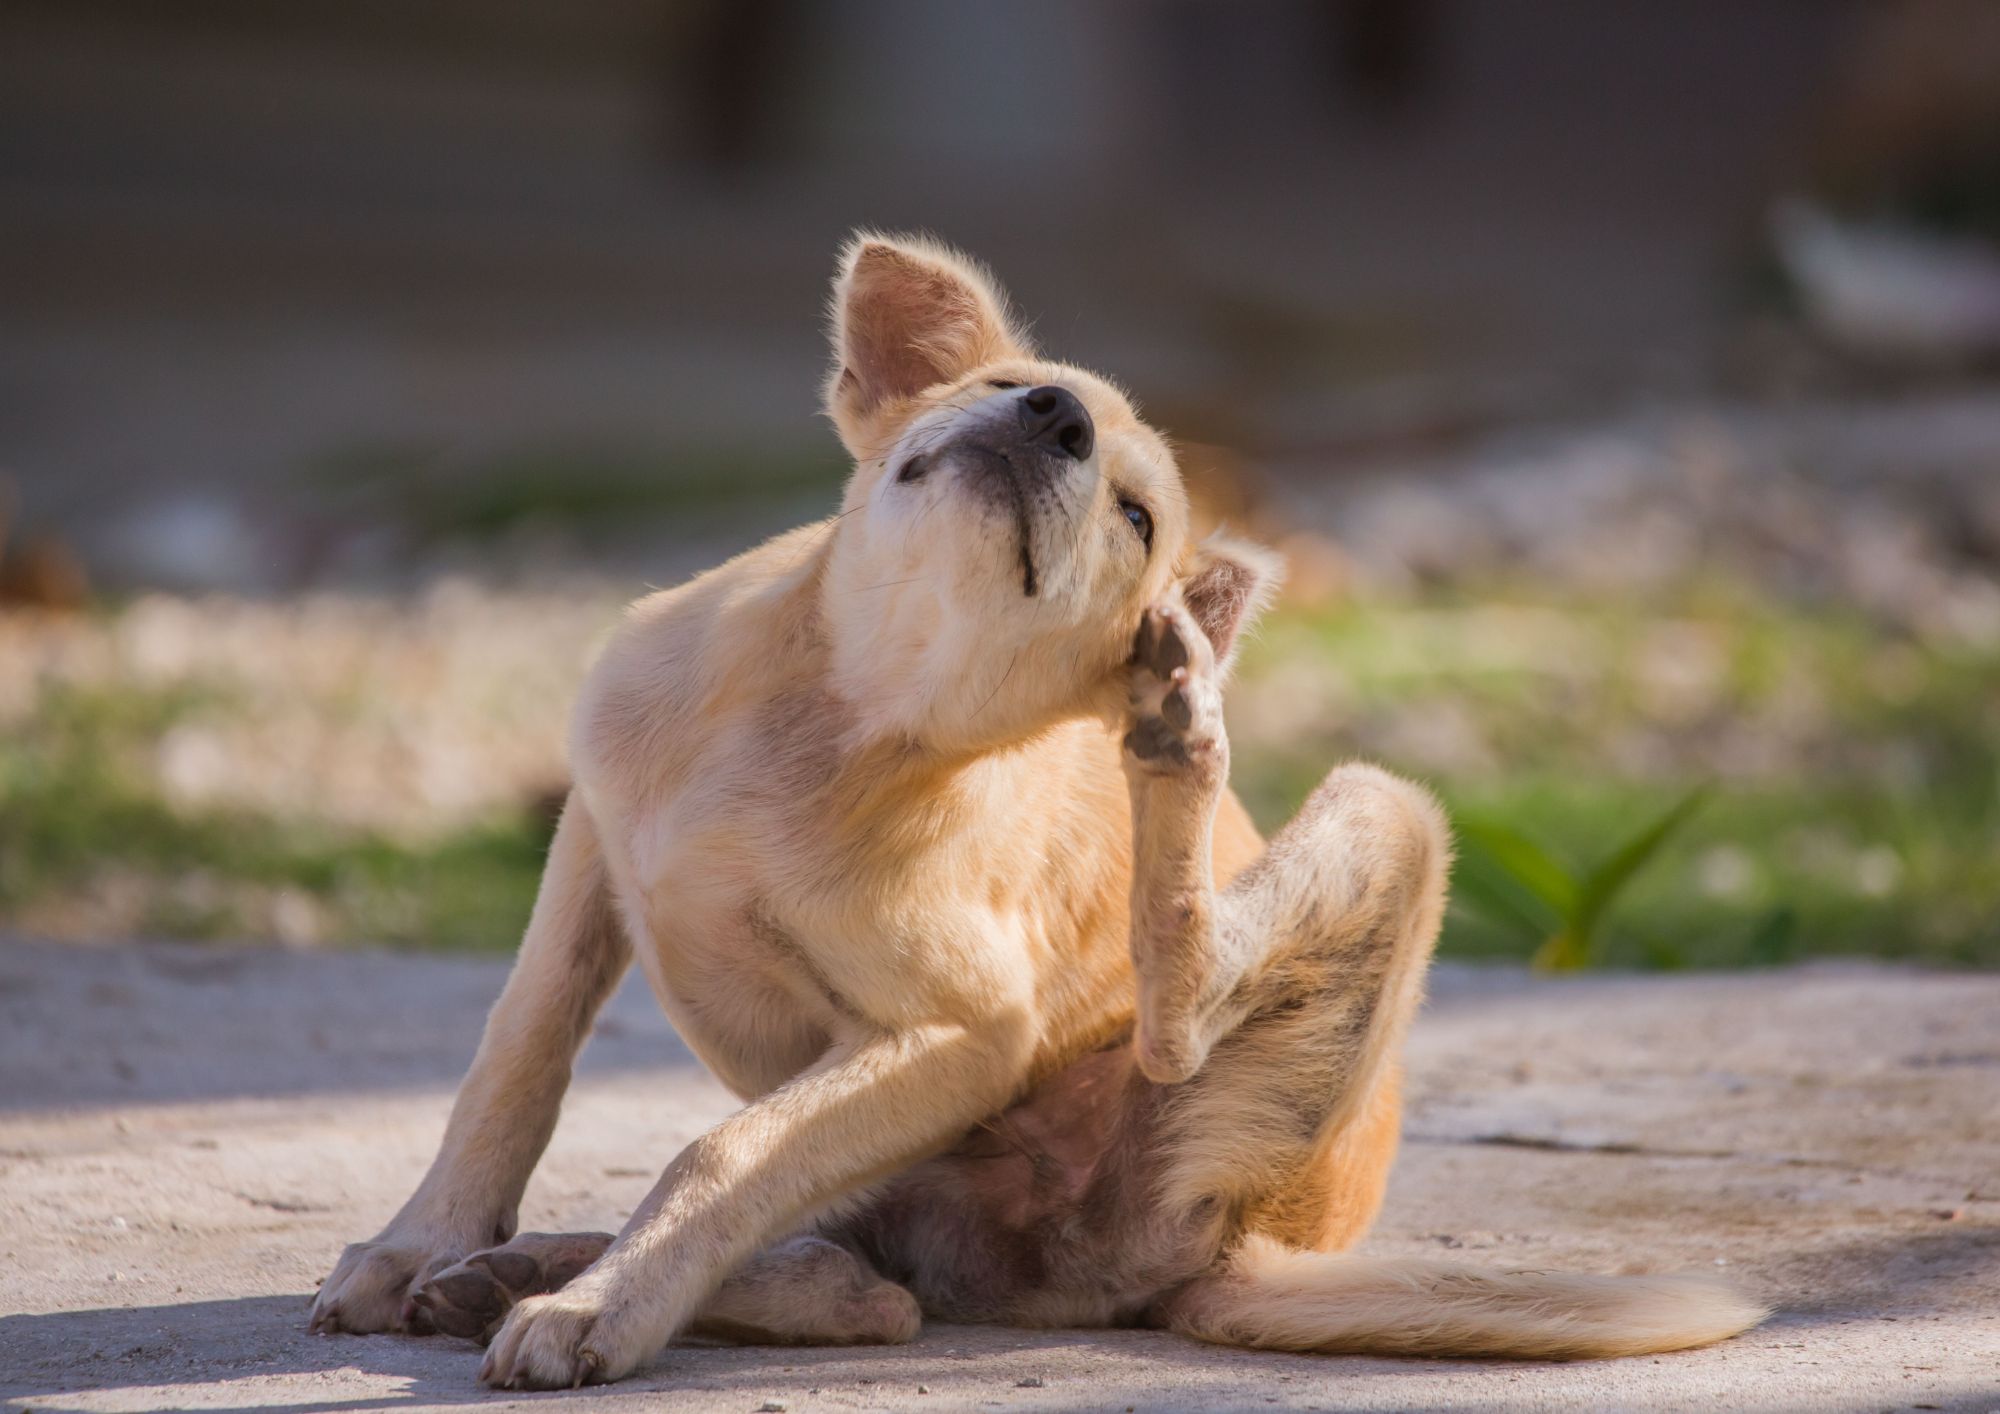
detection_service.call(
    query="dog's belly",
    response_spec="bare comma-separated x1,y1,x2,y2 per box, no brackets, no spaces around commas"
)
837,1040,1223,1328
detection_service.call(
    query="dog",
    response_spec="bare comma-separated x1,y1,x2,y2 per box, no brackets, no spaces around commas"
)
310,234,1765,1387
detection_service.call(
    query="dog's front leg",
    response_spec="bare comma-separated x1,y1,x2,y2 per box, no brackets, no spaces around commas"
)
312,795,629,1334
478,1012,1030,1389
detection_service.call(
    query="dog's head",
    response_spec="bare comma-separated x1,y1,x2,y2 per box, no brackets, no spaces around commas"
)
819,233,1281,751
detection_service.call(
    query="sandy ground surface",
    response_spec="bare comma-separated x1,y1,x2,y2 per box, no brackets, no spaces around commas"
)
1,938,1996,1413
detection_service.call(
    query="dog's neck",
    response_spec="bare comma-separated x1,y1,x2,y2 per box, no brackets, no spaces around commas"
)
815,528,1118,761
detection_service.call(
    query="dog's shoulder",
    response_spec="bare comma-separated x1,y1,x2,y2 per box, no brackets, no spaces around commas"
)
570,519,836,797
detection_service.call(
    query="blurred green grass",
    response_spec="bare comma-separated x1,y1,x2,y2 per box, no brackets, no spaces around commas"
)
2,578,1994,965
0,681,548,950
1231,583,2000,968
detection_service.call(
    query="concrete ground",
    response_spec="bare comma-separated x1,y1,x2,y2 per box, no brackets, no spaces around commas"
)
1,938,1995,1413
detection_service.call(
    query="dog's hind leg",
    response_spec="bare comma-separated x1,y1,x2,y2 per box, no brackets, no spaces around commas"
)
1120,600,1447,1249
413,1230,920,1349
313,795,632,1335
1120,624,1763,1355
690,1235,923,1347
1136,763,1447,1250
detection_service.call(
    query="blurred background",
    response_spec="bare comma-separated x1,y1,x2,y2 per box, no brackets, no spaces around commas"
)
3,0,1996,967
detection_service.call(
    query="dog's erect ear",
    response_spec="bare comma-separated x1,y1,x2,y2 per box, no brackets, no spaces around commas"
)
1181,534,1285,675
824,233,1028,455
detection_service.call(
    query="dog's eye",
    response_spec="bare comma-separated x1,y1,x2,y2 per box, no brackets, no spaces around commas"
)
988,379,1022,390
1120,499,1153,550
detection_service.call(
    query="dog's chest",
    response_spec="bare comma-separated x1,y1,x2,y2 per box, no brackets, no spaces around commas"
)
624,897,839,1098
614,781,1025,1098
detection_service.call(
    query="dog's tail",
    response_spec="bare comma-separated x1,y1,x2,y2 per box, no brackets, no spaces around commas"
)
1160,1235,1766,1361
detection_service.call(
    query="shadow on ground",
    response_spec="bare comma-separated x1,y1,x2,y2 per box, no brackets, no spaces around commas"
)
0,937,694,1111
0,1294,1470,1412
7,1216,2000,1414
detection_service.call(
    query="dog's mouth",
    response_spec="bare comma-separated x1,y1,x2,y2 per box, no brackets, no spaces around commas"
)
991,457,1038,598
912,439,1043,598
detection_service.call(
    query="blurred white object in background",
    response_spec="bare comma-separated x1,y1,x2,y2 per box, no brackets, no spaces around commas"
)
99,493,271,592
1773,199,2000,359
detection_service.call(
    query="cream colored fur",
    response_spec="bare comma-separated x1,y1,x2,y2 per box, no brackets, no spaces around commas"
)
309,234,1765,1388
1166,1235,1770,1361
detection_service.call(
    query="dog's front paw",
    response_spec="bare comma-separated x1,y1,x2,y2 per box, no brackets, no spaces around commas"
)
1124,601,1226,776
479,1279,649,1390
411,1231,614,1345
311,1233,466,1336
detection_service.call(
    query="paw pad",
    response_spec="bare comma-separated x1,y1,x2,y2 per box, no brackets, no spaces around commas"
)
1124,604,1223,771
413,1231,613,1346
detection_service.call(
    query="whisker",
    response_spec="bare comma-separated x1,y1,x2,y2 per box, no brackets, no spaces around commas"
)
900,490,943,559
900,423,961,458
972,646,1022,719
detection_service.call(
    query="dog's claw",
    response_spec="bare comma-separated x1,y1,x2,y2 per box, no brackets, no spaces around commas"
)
398,1294,429,1335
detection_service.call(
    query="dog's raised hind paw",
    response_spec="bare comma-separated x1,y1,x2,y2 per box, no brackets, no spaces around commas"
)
1123,600,1225,775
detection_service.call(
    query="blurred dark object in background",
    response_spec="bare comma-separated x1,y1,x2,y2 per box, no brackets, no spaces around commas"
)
5,0,1965,590
1775,0,2000,361
1804,0,2000,231
0,479,89,610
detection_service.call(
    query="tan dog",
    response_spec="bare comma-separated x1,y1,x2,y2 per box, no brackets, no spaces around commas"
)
310,235,1764,1387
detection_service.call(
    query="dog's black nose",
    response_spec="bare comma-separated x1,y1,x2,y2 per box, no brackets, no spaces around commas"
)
1017,385,1094,461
